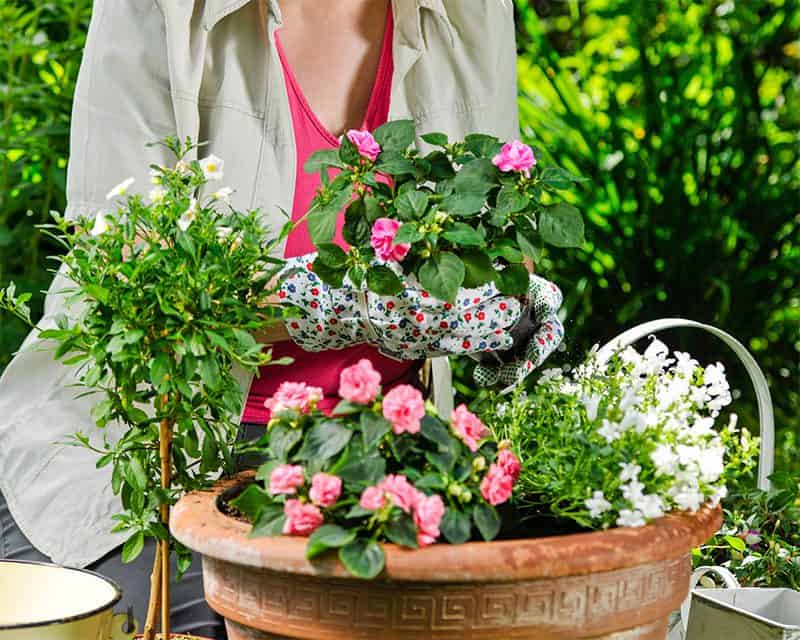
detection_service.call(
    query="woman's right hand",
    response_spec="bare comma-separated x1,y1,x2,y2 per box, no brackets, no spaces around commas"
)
277,254,522,360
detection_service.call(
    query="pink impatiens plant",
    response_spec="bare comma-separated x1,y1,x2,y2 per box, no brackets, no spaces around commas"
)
231,361,520,579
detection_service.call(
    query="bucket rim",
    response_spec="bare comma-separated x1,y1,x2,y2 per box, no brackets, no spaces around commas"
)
0,559,123,630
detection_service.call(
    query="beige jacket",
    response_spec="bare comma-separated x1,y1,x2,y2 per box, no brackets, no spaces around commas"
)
0,0,520,566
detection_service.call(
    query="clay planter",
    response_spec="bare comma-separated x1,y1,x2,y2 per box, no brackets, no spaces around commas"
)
170,474,721,640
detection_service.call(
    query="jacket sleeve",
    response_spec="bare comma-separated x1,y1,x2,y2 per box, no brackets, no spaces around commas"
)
65,0,178,221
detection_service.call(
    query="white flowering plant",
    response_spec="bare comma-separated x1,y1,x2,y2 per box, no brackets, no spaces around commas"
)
484,338,757,530
1,137,288,639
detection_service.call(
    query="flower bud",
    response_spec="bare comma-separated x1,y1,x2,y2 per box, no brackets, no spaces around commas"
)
472,456,487,472
460,490,473,503
498,439,512,451
448,484,462,497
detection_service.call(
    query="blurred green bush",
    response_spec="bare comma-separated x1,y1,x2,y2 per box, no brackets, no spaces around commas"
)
1,0,797,470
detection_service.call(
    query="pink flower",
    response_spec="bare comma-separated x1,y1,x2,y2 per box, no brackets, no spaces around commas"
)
282,499,324,536
309,473,342,507
346,129,381,162
264,381,323,415
414,493,445,547
269,464,305,495
379,474,420,514
480,464,514,506
359,486,386,511
450,404,490,452
492,140,536,177
339,359,382,405
382,384,426,435
497,449,521,482
370,218,411,263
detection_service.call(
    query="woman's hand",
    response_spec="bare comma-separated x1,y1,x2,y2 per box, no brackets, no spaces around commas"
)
277,254,522,360
473,275,564,391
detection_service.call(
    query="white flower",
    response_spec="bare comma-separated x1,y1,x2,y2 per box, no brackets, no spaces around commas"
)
149,187,166,203
619,462,641,483
709,484,728,506
150,167,163,184
616,509,646,528
674,351,699,377
691,416,716,437
199,154,224,181
175,159,193,176
632,493,665,520
676,444,702,466
620,409,647,433
697,444,725,482
90,211,111,236
178,197,199,231
585,491,612,518
538,368,563,385
622,479,645,502
598,419,622,443
105,177,135,200
495,403,508,418
212,186,234,203
651,444,679,476
740,555,760,567
744,531,762,546
671,485,705,512
581,394,601,421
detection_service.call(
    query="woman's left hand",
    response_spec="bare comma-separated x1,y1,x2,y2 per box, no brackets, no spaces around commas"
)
473,275,565,391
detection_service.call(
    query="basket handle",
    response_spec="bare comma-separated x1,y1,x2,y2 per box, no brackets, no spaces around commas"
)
596,318,774,491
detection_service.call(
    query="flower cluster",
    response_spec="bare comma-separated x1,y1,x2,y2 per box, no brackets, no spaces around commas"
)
231,358,520,579
304,120,586,302
485,339,748,531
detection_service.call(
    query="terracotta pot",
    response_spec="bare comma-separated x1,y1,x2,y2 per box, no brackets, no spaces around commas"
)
170,473,721,640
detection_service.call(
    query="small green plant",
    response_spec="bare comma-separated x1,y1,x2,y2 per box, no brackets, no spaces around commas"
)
2,137,288,639
304,121,586,302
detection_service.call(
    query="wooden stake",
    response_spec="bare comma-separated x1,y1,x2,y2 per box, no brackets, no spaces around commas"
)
141,543,162,640
159,416,174,639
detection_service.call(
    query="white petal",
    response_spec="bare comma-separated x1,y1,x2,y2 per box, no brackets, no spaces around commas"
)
105,177,135,200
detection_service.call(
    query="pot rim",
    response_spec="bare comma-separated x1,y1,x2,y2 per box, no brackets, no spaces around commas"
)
0,559,122,630
170,472,722,583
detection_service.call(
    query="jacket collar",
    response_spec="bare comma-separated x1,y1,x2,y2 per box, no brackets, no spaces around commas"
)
202,0,452,49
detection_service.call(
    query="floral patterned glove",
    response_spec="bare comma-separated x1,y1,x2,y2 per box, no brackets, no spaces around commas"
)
278,254,522,360
473,275,564,391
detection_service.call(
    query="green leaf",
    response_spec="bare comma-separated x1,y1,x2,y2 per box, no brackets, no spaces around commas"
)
461,248,495,288
305,149,344,174
198,356,221,390
347,265,366,288
295,421,353,463
516,229,542,261
339,135,362,165
441,508,472,544
311,259,346,288
361,411,392,449
121,531,145,563
308,185,353,243
363,195,384,223
453,158,498,195
337,454,385,485
440,193,486,216
317,242,348,268
373,120,415,152
307,524,358,559
540,166,589,189
426,448,455,474
395,223,424,244
148,353,170,390
396,191,429,221
384,513,419,549
414,473,447,491
442,222,486,247
250,504,286,537
332,399,363,416
339,539,385,579
375,151,416,176
464,133,503,158
496,263,529,297
421,132,449,147
539,203,585,248
418,252,465,303
366,265,404,296
473,503,501,541
230,484,271,521
84,284,110,304
127,456,148,492
343,200,371,246
420,415,453,449
496,186,530,214
269,424,303,461
724,535,747,552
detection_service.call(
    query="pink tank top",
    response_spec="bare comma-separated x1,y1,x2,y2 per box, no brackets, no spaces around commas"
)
242,8,418,423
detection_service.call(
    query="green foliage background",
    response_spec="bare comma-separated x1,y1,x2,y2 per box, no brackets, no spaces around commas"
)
1,0,798,471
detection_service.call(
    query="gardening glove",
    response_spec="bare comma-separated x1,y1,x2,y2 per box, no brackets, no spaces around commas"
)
473,274,564,391
278,253,522,360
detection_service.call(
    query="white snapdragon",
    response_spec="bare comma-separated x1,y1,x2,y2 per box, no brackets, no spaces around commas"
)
105,177,135,200
585,491,612,518
178,197,199,231
537,368,563,385
199,154,224,181
598,419,622,443
581,393,601,421
616,509,646,528
651,444,679,476
619,462,641,483
212,186,234,203
90,211,111,236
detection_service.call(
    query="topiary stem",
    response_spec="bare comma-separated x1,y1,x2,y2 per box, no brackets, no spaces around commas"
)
141,543,161,640
159,416,174,639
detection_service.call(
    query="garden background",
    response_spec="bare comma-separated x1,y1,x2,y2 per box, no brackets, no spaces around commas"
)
1,0,798,474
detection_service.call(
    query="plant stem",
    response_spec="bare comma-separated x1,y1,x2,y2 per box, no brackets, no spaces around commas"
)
159,415,174,639
141,543,162,640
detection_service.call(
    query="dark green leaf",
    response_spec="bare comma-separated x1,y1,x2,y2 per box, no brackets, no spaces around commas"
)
308,185,353,243
539,203,585,248
148,353,170,390
343,200,371,245
395,223,424,244
230,483,271,521
295,421,353,462
337,454,385,485
441,508,472,544
396,191,429,220
269,424,303,461
426,448,455,474
361,411,392,449
121,531,145,563
464,133,503,158
384,513,419,548
453,158,498,195
421,132,449,147
461,248,495,288
339,135,362,165
198,356,221,390
540,166,588,189
418,252,465,303
307,524,358,559
440,193,486,216
305,149,344,174
339,539,385,579
421,415,453,449
375,151,415,176
317,242,348,268
311,258,346,288
473,503,501,541
363,195,384,223
497,186,530,214
366,265,404,296
374,120,415,152
250,504,286,537
496,263,529,297
332,399,363,415
127,456,148,492
442,222,486,247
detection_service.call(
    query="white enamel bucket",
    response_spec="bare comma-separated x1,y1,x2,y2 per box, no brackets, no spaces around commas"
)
0,560,133,640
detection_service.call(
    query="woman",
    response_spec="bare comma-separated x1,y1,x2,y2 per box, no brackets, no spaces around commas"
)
0,1,562,637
